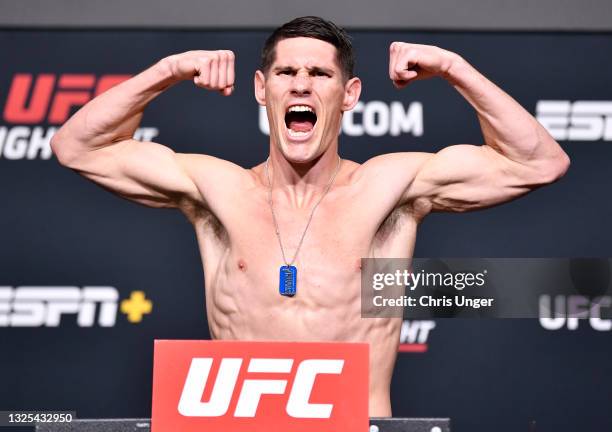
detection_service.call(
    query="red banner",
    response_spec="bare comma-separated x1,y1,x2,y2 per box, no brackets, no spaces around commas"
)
151,340,369,432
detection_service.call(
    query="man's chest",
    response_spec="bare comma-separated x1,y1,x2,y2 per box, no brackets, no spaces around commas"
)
197,190,418,278
194,192,419,312
226,192,374,252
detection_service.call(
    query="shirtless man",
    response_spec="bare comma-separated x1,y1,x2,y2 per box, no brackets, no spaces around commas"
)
50,17,569,416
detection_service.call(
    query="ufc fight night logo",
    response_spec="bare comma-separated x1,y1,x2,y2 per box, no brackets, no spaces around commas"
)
399,319,436,352
536,100,612,141
0,73,158,160
4,74,130,124
179,358,344,418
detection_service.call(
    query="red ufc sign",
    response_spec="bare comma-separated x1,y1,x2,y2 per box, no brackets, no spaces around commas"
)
151,340,369,432
3,73,131,124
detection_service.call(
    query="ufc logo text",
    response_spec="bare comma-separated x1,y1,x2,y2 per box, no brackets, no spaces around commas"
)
151,340,368,432
178,358,344,418
3,74,131,124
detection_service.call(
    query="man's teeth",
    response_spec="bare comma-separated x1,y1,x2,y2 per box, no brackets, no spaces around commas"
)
288,129,310,137
286,105,315,137
287,105,314,113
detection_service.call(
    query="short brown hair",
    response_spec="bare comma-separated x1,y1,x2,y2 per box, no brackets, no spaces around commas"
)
260,16,355,80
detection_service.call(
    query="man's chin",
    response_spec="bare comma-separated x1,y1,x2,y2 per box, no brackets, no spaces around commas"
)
282,153,317,165
278,143,320,164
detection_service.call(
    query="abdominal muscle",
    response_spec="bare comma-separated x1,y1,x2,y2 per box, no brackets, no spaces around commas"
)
192,198,418,417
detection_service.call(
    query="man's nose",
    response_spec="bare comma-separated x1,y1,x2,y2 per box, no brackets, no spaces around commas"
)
291,73,312,95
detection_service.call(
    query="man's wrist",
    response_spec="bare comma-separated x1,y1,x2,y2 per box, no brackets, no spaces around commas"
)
444,53,472,87
153,56,181,88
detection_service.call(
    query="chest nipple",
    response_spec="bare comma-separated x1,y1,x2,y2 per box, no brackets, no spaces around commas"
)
237,259,248,272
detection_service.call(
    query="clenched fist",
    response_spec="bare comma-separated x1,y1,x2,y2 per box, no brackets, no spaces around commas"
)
389,42,460,88
162,50,235,96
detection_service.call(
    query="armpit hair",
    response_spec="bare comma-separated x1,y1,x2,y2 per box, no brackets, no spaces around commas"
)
375,205,408,242
375,198,431,243
202,210,229,244
179,198,229,244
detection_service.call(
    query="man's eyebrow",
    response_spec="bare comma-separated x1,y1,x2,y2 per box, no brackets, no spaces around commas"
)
271,65,335,75
272,65,296,72
308,66,334,75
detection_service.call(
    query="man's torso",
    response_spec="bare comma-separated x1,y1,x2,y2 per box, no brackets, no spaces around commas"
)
181,157,429,416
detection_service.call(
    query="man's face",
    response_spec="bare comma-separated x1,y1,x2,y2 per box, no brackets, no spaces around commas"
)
255,37,361,163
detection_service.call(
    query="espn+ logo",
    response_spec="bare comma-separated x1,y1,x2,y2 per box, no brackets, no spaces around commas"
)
0,73,158,160
536,100,612,141
0,286,152,327
179,357,343,419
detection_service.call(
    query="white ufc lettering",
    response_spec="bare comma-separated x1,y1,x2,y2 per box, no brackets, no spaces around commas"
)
539,295,612,331
178,357,344,418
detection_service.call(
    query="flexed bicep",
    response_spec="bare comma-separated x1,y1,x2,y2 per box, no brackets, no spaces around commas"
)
51,49,239,211
405,144,549,213
387,41,569,212
66,139,203,209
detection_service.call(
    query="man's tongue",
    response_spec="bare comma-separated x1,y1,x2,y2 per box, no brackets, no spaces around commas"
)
288,119,314,132
286,111,316,133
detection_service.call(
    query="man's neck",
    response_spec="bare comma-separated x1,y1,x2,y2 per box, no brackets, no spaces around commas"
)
266,148,341,208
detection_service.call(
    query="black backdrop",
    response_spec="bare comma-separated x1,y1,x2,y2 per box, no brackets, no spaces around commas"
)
1,30,611,432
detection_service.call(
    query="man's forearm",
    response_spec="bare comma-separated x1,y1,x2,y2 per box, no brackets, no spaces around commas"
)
51,50,236,165
51,60,175,161
446,56,568,168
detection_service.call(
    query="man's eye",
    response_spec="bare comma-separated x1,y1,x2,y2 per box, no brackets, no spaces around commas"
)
314,71,329,77
279,70,292,75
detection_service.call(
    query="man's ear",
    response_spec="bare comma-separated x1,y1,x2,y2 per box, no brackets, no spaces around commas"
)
342,77,362,111
254,70,266,106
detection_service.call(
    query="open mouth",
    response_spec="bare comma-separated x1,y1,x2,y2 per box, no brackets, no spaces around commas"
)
284,105,317,138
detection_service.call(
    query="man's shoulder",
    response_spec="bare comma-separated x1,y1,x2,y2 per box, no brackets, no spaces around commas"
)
340,152,435,224
173,154,258,222
176,153,253,185
351,152,432,184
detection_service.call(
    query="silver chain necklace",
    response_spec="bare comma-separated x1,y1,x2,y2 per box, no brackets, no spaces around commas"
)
265,156,342,297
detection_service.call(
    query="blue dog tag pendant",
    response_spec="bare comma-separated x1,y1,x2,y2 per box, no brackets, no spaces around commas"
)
279,265,297,297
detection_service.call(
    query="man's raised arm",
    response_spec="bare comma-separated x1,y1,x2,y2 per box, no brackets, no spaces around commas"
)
51,50,235,209
372,42,570,214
